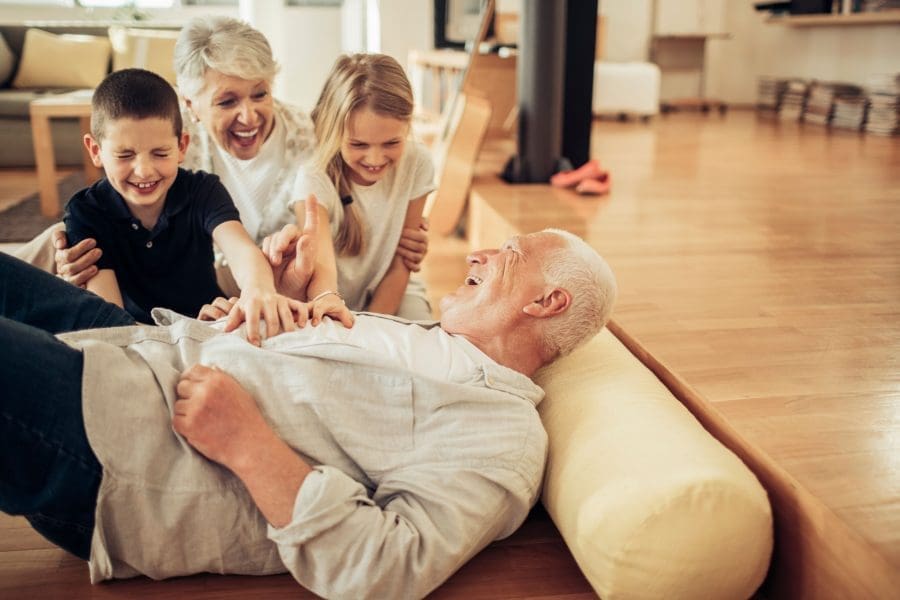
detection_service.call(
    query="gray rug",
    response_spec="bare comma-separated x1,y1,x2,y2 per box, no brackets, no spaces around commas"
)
0,172,87,242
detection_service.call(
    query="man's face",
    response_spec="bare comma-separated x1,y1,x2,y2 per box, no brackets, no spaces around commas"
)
185,70,275,160
440,232,563,334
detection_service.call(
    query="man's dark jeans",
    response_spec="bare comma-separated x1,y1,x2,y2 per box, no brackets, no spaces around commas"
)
0,252,134,559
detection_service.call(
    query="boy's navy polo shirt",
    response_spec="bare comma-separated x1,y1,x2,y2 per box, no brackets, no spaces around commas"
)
63,169,241,324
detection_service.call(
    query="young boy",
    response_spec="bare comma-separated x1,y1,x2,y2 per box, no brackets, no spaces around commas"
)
64,68,300,344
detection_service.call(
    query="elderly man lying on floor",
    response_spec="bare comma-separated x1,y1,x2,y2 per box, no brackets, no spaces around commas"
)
0,227,616,600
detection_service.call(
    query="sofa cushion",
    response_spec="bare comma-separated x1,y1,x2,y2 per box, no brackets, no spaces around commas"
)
109,26,179,86
0,33,14,87
12,28,111,90
0,89,73,118
534,327,773,600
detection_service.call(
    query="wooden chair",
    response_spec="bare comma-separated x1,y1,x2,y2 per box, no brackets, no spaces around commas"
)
425,93,492,236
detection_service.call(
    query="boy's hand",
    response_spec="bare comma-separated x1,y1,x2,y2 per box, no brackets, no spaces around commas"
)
224,289,309,345
262,195,319,299
54,230,102,288
396,216,429,272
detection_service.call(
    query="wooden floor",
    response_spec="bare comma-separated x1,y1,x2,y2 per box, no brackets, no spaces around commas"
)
2,110,898,597
442,109,900,598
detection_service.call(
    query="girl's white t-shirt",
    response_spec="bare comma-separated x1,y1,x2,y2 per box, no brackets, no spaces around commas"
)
289,140,435,312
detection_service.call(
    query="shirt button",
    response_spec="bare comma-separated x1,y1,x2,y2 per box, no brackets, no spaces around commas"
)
146,241,153,249
131,223,139,230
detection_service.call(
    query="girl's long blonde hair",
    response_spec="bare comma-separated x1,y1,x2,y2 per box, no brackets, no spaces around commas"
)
310,53,414,256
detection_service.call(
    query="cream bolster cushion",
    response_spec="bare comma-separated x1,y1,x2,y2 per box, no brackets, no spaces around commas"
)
12,28,111,89
534,328,773,600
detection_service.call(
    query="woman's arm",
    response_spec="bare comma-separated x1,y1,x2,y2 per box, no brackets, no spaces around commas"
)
366,195,427,315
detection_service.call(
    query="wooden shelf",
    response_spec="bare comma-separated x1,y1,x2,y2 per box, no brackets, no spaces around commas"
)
766,10,900,26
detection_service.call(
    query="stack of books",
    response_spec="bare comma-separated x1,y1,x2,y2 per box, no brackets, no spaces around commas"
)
832,92,868,131
802,82,863,127
865,73,900,137
778,79,809,122
758,77,788,112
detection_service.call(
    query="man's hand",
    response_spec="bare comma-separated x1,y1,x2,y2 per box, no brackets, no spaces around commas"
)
173,364,275,470
262,195,319,299
54,230,101,288
396,217,429,272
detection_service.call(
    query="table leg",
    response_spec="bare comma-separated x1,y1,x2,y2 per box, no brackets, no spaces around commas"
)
29,111,60,218
79,116,102,184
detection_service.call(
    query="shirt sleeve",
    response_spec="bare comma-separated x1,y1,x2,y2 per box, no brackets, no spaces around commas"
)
267,463,532,599
194,172,242,235
288,166,342,224
407,141,436,203
63,192,115,271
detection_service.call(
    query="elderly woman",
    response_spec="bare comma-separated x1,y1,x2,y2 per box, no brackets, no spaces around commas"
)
15,16,431,318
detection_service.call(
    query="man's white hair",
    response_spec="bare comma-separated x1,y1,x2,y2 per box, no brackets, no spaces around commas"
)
539,228,617,359
174,16,279,99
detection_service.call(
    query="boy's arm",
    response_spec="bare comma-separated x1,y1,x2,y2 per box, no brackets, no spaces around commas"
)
212,221,305,345
366,196,427,316
86,269,124,308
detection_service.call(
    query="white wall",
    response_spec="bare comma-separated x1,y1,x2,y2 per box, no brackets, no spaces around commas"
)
597,0,900,104
706,3,900,104
0,0,431,111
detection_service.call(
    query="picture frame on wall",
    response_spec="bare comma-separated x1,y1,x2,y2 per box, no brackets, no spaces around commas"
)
434,0,489,49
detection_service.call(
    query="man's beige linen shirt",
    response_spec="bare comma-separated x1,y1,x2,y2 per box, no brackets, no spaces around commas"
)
59,311,547,599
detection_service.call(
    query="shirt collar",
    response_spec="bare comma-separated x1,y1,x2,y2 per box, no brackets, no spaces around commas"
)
99,169,190,225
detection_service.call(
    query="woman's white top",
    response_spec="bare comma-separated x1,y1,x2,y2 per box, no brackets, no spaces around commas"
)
182,99,316,243
288,140,435,312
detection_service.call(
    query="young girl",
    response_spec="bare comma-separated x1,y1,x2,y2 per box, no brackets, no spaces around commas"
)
283,53,435,320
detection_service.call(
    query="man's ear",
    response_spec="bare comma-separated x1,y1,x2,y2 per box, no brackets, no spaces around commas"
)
83,134,103,168
523,288,571,318
177,131,190,164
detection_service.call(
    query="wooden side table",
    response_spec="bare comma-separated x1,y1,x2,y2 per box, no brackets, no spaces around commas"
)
29,89,102,218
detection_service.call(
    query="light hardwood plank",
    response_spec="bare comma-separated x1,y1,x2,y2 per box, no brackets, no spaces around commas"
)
460,109,900,598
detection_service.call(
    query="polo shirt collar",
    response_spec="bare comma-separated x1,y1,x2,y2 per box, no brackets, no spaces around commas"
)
101,169,190,232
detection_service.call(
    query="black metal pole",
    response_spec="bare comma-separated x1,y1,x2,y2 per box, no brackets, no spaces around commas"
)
562,0,598,168
503,0,567,183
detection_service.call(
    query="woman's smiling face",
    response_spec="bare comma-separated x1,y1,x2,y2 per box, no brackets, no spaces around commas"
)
186,70,275,160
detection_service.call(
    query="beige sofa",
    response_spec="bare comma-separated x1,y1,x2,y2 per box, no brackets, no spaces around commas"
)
0,23,178,168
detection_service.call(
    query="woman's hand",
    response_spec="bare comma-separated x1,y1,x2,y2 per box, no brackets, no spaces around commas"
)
197,296,238,321
396,216,429,272
54,229,102,288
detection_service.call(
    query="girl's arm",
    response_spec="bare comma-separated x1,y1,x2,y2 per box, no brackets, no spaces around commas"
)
292,200,341,301
86,269,124,308
366,195,427,316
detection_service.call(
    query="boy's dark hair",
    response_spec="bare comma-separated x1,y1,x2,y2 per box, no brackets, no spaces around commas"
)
91,68,183,141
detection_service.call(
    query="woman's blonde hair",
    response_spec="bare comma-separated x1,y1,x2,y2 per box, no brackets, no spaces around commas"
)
310,53,414,256
174,16,279,99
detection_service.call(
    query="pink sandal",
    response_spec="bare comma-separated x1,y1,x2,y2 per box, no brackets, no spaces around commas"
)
550,158,606,188
574,171,611,196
